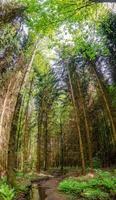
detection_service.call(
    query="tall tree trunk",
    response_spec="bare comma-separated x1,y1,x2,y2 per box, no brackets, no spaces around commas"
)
7,40,39,184
0,70,23,176
67,63,86,174
21,76,34,172
22,108,30,172
60,119,64,172
44,112,48,171
76,73,93,171
36,110,43,173
7,94,22,185
90,62,116,144
0,79,12,173
16,40,39,150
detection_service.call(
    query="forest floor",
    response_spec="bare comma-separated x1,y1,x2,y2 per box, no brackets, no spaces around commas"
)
15,168,116,200
15,169,78,200
35,171,97,200
30,168,85,200
34,176,67,200
15,172,66,200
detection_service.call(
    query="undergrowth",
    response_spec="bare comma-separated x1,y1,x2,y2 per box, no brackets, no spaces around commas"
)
0,177,15,200
58,169,116,200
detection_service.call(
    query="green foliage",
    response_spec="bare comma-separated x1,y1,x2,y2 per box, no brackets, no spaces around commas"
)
16,0,105,34
14,172,31,193
82,188,109,200
15,171,25,178
0,24,17,51
0,181,15,200
15,183,28,193
58,170,116,200
59,179,88,194
108,85,116,107
93,157,101,168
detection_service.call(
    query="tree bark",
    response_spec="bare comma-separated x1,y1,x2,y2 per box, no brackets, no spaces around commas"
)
36,109,43,173
60,119,64,172
67,62,86,174
90,62,116,144
44,112,48,171
7,40,39,184
76,73,93,171
0,70,23,176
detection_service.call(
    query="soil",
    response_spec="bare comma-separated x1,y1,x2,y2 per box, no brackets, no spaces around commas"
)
40,177,67,200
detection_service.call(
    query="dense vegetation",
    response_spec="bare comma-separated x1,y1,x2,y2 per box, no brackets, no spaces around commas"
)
0,0,116,199
59,170,116,200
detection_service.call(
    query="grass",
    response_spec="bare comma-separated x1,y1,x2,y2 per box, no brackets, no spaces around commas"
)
58,169,116,200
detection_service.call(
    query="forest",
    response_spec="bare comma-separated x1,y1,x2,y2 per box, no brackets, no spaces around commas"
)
0,0,116,200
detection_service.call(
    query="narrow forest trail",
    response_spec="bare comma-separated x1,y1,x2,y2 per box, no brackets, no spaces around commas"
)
31,176,67,200
16,173,68,200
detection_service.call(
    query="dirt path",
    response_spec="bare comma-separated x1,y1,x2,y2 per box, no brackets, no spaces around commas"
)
40,177,67,200
16,174,68,200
